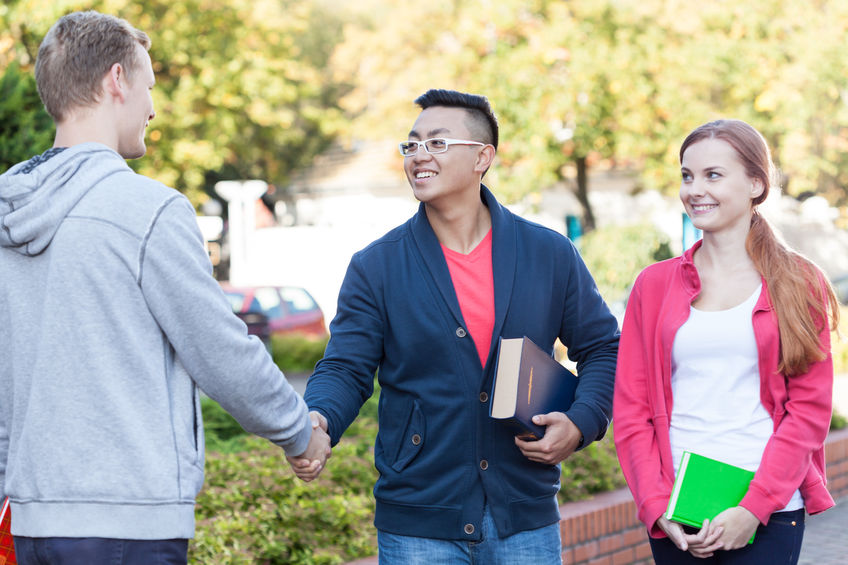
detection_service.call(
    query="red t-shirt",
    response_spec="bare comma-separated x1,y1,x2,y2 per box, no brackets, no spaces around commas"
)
441,229,495,367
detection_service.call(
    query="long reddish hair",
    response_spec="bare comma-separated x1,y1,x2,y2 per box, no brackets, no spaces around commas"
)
680,119,840,376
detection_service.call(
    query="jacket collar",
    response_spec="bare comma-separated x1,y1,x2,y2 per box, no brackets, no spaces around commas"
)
680,238,772,312
410,185,516,367
679,239,702,298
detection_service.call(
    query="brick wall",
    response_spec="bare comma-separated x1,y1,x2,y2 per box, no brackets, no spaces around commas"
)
559,488,651,565
345,429,848,565
824,427,848,500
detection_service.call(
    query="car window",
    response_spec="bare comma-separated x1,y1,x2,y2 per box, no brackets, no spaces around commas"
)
280,287,318,314
222,291,247,312
244,297,263,314
254,287,284,319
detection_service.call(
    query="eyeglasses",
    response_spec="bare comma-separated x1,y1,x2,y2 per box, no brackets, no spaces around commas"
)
398,138,485,157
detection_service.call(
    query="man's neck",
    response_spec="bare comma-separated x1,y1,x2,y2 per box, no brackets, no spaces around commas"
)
53,108,119,152
425,190,492,254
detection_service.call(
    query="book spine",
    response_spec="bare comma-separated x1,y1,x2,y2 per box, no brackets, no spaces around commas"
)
665,451,690,520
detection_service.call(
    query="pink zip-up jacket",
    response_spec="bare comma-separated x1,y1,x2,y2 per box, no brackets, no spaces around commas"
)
614,241,834,538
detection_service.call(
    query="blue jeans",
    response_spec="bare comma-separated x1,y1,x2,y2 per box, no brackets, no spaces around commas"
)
649,508,805,565
377,505,561,565
13,537,188,565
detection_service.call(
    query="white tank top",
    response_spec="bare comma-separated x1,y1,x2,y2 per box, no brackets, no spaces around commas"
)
670,284,803,512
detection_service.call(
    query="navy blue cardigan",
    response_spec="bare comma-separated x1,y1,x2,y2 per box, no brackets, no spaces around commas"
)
305,186,620,541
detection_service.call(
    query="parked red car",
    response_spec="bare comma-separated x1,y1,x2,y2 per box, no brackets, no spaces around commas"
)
221,284,328,340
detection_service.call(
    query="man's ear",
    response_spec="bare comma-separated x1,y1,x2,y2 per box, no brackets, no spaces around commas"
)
102,62,126,101
474,144,496,174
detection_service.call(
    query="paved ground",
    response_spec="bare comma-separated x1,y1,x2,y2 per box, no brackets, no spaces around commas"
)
286,372,308,396
799,373,848,563
798,496,848,564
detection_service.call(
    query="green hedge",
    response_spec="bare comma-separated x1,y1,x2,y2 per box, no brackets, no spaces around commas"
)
270,334,329,374
192,436,376,564
578,222,673,303
195,381,379,564
833,409,847,431
0,62,54,174
558,433,626,504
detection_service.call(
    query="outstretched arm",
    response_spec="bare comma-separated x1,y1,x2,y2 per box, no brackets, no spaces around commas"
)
304,254,384,446
140,196,312,455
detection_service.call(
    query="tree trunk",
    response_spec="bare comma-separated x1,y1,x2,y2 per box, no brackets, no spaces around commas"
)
574,155,596,232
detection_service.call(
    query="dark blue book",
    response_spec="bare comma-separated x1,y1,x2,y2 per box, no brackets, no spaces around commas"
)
490,336,578,440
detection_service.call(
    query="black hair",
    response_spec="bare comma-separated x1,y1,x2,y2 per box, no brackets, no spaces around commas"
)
414,89,499,149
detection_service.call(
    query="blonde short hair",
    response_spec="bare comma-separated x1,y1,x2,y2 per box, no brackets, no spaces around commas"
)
35,10,151,122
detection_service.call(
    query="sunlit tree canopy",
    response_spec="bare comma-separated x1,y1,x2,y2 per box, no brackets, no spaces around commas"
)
3,0,848,224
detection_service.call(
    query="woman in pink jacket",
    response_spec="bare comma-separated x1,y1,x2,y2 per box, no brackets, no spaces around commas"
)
614,119,840,564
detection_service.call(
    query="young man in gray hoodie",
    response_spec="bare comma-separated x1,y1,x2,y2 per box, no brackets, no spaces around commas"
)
0,11,329,564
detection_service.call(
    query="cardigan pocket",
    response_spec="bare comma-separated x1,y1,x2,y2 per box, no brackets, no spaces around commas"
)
390,399,426,472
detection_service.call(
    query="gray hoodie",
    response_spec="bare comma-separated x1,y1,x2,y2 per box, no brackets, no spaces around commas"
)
0,143,311,539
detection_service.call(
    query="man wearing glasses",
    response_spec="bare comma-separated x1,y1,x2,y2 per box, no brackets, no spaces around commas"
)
303,89,619,563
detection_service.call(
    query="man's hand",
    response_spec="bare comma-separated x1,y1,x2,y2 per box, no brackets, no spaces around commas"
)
309,411,328,434
709,506,759,551
514,411,581,465
286,411,331,482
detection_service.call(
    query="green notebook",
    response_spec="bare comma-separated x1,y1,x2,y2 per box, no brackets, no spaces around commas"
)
666,451,756,543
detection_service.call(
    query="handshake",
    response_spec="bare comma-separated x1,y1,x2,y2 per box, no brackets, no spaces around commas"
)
286,411,332,482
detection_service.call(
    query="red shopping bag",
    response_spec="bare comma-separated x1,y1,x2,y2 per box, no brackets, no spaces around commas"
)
0,497,16,565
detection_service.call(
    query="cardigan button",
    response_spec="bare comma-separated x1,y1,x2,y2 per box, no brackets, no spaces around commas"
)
464,523,475,535
480,459,489,470
455,327,467,338
411,434,422,446
479,391,488,403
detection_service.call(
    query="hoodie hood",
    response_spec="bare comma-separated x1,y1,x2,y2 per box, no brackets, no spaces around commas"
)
0,142,129,256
